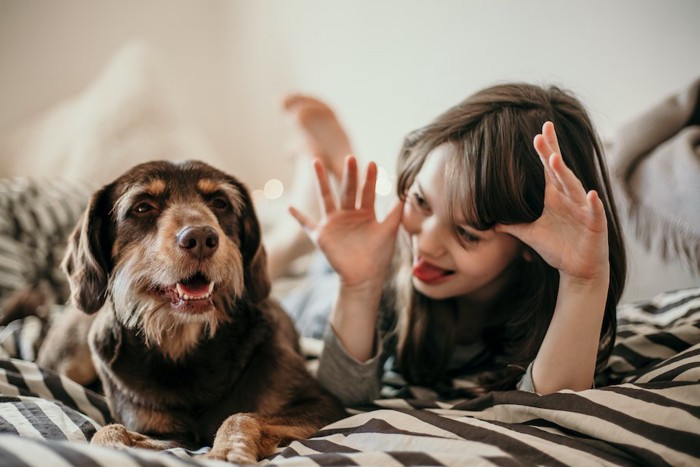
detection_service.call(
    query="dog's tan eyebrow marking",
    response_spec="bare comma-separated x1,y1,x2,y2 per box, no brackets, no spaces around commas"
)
147,179,167,195
197,179,219,194
198,180,246,213
114,180,165,220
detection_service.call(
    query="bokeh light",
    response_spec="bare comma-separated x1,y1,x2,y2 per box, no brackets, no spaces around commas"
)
263,178,284,200
375,166,393,196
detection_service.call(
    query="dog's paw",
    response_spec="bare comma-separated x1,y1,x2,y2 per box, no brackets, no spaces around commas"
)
204,446,258,465
91,424,180,451
91,424,135,448
206,413,270,464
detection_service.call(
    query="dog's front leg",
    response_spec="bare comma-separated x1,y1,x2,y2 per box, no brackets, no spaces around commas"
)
205,413,281,464
206,412,324,463
91,424,180,451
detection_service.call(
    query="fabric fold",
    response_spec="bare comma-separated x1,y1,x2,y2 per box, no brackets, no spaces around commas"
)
608,77,700,274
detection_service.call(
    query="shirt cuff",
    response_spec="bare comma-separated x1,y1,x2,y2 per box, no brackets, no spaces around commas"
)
516,361,537,393
316,327,382,405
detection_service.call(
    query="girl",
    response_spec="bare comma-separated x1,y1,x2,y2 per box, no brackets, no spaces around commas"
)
286,83,626,404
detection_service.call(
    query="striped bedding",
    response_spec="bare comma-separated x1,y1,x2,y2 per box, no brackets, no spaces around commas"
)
0,179,698,466
0,288,697,466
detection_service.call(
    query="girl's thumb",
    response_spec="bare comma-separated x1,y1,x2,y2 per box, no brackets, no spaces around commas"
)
383,200,404,230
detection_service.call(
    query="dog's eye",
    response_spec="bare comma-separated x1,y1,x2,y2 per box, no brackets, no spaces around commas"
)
132,201,158,216
209,197,230,211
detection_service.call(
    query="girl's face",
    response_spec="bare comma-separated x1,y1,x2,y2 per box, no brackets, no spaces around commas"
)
402,144,525,303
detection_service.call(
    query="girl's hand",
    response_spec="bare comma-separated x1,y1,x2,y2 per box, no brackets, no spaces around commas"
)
496,121,609,284
289,155,404,289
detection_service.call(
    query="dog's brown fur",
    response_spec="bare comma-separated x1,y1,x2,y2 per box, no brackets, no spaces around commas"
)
43,160,345,463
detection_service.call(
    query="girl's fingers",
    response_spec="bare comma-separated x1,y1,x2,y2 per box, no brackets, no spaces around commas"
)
288,205,318,241
549,152,587,204
339,155,358,209
534,132,555,160
587,190,607,227
313,159,336,214
541,121,562,155
360,161,378,210
494,221,532,244
382,199,404,231
534,134,563,191
535,121,586,204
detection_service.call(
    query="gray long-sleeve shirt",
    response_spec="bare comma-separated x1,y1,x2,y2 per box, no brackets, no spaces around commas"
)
316,326,536,406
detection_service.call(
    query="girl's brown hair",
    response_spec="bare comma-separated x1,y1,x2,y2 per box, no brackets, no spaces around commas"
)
393,83,626,393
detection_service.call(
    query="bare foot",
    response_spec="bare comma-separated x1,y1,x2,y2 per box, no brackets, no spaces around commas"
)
283,94,353,180
266,94,354,279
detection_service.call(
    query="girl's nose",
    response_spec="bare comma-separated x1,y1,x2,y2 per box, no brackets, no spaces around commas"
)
413,217,447,259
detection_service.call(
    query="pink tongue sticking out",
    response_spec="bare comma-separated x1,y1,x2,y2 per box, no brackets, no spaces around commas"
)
412,259,449,282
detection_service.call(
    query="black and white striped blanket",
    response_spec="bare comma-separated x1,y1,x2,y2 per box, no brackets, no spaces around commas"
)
0,287,698,466
0,178,698,466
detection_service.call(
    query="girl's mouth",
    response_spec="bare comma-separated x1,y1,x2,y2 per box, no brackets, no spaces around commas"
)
411,258,454,284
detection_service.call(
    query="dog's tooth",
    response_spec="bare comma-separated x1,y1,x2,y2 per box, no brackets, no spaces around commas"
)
174,283,214,302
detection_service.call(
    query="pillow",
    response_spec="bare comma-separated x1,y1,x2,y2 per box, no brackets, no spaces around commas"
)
0,41,224,185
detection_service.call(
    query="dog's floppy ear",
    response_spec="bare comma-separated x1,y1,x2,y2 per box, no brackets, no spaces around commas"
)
62,184,115,314
238,189,271,304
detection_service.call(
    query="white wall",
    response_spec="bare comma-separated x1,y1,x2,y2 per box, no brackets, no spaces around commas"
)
0,0,231,162
221,0,700,179
0,0,698,300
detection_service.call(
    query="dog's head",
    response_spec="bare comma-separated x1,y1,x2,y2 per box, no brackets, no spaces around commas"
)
63,160,270,345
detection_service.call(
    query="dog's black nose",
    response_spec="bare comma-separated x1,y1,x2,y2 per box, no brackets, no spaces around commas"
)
177,226,219,259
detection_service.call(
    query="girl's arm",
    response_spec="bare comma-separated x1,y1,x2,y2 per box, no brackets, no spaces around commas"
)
290,156,403,363
496,122,610,394
316,326,384,405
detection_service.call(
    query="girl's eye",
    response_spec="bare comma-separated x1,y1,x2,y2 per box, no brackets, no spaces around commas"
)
210,197,230,211
132,201,158,216
412,193,429,211
457,226,480,244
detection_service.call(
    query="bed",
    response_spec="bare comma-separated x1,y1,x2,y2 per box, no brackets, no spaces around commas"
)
0,285,699,466
0,178,698,467
0,45,698,466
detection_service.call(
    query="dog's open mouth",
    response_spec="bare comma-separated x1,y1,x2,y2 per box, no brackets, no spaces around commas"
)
176,272,214,301
163,272,215,312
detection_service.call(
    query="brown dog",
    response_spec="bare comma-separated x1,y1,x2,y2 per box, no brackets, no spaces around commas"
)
45,160,345,463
